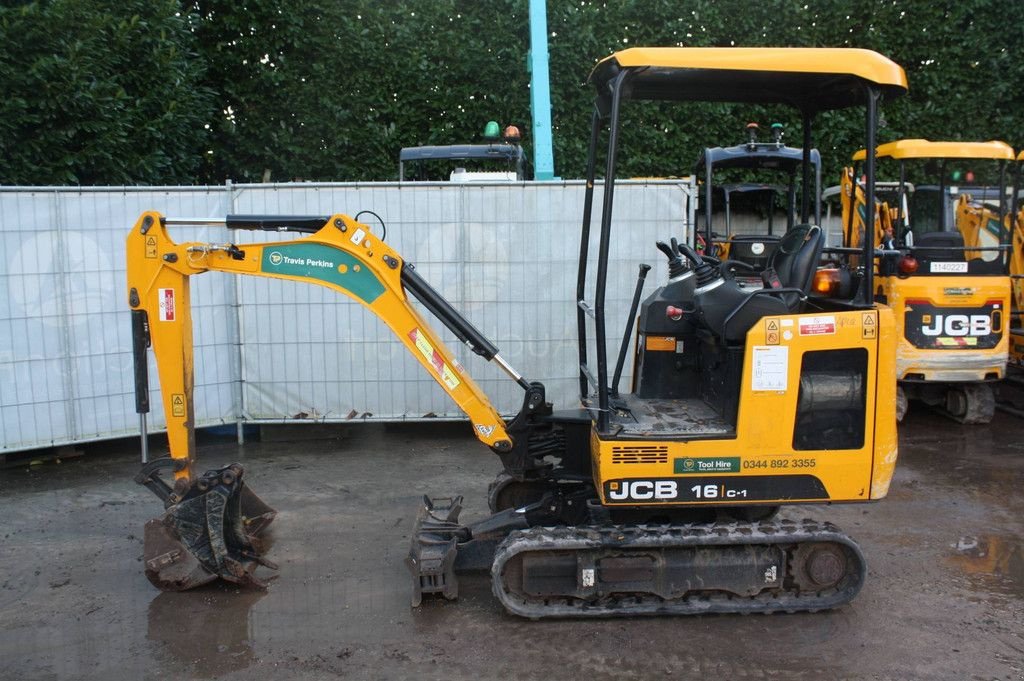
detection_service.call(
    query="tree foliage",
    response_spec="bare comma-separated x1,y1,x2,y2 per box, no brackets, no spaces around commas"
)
2,0,1023,185
0,0,214,184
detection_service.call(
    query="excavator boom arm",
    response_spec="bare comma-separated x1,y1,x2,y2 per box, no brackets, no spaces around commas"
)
127,211,518,482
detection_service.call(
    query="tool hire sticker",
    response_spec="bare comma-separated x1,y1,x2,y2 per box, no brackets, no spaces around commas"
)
158,288,176,322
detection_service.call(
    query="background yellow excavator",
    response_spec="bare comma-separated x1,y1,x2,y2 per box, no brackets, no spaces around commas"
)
127,47,906,618
839,140,1014,423
1006,151,1024,362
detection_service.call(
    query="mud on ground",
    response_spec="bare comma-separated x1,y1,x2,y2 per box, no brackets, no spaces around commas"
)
1,412,1022,680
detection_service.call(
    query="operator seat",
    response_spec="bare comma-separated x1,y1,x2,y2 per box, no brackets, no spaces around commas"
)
720,224,823,341
768,224,824,307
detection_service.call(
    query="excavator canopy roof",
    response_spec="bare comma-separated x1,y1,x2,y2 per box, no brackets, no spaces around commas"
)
852,139,1016,161
589,47,907,112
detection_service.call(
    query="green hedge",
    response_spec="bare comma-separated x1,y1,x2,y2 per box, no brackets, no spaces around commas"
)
2,0,1021,185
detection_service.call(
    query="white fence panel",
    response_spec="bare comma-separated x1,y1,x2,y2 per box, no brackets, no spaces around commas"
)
0,180,694,451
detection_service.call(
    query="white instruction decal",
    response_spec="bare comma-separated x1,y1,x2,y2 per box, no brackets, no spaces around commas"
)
350,228,367,246
752,345,788,391
581,568,595,587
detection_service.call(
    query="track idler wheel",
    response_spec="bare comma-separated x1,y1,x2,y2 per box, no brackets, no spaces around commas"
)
790,543,851,592
945,383,995,424
138,461,278,591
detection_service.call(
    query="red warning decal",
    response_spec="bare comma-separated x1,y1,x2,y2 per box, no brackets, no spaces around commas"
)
158,288,176,322
798,315,835,335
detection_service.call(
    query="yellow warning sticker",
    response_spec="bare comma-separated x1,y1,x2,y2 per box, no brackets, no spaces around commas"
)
171,394,186,417
645,336,676,352
441,365,461,390
145,236,158,258
862,312,877,339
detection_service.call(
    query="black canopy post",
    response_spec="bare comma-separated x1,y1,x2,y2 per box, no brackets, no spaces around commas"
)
577,108,604,399
593,71,628,431
801,113,813,224
862,86,880,306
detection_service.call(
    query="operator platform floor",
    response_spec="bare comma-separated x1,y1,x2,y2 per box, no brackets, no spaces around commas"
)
1,411,1023,681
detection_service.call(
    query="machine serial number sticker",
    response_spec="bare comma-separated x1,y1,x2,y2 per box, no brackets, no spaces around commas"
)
171,394,186,417
645,336,675,352
798,315,835,335
408,328,461,389
930,261,968,273
674,457,740,474
751,346,788,391
158,288,176,322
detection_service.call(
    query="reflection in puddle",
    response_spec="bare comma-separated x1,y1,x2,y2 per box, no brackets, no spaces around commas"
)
948,535,1023,598
148,587,266,678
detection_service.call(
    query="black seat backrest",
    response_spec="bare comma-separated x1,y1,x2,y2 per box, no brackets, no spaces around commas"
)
912,230,965,267
768,224,824,308
728,234,782,270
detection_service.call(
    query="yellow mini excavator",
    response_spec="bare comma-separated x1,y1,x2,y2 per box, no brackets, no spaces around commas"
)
128,47,906,618
840,140,1014,423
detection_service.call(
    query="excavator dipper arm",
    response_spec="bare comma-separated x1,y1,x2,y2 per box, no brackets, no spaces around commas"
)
126,211,542,590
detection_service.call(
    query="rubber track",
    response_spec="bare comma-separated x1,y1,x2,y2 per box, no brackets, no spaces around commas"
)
491,519,866,619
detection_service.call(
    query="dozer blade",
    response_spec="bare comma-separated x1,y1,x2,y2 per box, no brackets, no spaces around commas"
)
139,462,278,592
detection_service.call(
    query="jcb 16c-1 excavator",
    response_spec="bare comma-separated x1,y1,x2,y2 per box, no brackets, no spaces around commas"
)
839,140,1014,423
128,47,906,618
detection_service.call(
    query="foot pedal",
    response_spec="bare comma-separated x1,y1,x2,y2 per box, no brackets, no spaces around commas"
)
406,496,464,606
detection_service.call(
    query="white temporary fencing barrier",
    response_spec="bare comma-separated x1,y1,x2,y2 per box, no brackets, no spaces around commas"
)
0,180,695,452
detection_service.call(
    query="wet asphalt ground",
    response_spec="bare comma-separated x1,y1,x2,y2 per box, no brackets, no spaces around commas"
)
0,411,1022,681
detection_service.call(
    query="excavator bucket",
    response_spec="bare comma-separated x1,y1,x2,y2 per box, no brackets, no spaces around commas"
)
137,462,278,591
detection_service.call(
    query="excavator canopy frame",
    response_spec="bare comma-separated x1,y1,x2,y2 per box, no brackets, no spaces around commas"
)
577,47,907,432
849,139,1014,266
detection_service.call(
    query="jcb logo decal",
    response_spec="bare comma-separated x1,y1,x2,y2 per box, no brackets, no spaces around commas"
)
921,314,991,337
607,480,677,501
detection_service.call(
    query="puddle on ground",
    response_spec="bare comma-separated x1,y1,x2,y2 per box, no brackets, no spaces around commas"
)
148,586,266,678
947,534,1024,598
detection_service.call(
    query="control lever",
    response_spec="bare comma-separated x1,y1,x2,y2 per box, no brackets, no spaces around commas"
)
675,242,720,288
656,240,688,279
611,263,651,396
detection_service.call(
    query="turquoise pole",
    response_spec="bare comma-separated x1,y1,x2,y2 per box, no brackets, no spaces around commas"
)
528,0,558,180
